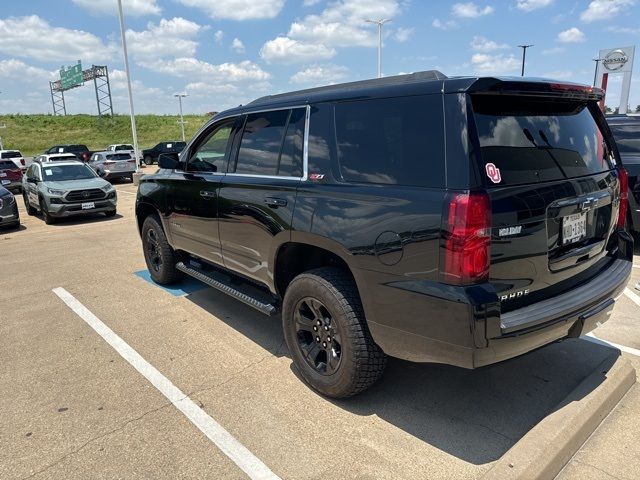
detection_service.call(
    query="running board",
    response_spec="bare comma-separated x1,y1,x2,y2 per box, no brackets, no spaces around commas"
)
175,261,279,316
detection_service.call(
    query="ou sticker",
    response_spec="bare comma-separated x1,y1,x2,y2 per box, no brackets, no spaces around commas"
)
485,163,502,184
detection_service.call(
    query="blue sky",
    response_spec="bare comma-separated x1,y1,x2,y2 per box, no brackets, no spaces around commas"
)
0,0,638,115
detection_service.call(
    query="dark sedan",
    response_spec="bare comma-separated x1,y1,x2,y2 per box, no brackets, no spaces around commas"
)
608,114,640,237
0,185,19,229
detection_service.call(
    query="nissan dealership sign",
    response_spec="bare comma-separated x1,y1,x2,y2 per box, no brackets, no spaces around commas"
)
596,45,635,114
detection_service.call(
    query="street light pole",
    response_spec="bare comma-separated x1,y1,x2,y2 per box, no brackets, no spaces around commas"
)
365,19,392,78
518,44,534,76
174,93,188,142
116,0,140,172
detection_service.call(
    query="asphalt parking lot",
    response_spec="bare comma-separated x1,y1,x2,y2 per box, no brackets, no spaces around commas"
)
2,181,640,480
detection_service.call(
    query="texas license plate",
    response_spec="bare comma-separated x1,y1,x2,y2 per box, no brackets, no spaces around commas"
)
0,172,6,177
81,202,95,210
562,213,587,245
1,179,9,185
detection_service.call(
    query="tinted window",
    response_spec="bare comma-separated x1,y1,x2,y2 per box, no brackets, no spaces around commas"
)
0,161,16,169
334,95,445,187
473,96,614,186
1,151,21,159
235,110,289,175
278,108,305,177
116,145,133,151
187,121,234,173
106,153,132,161
609,122,640,154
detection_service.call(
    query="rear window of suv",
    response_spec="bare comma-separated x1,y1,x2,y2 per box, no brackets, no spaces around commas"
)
334,95,445,187
1,151,22,159
472,96,614,186
0,161,16,169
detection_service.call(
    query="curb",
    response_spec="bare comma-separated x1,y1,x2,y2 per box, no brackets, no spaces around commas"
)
482,353,636,480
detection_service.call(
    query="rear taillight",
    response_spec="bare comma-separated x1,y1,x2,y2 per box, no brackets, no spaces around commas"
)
440,191,491,285
20,159,25,166
616,167,629,230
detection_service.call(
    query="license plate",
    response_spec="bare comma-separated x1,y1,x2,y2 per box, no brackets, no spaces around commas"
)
562,213,587,245
81,202,95,210
0,172,6,177
1,179,9,185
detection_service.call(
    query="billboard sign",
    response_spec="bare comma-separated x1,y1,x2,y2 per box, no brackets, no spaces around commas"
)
60,60,84,90
596,46,635,114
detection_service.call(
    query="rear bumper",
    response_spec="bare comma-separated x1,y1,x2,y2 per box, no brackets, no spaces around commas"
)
1,180,21,191
0,202,19,225
362,233,633,369
103,170,135,180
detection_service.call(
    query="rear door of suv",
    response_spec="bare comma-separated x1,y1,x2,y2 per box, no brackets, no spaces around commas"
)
217,107,307,287
468,87,623,326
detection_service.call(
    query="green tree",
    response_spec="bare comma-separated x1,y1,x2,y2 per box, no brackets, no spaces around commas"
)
605,106,613,114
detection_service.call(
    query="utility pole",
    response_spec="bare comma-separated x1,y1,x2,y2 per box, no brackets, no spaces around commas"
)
518,44,533,76
117,0,140,172
593,58,601,86
174,93,188,142
365,18,392,78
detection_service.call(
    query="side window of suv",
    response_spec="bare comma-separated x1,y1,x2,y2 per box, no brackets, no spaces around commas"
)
187,119,235,173
334,95,445,188
234,110,289,176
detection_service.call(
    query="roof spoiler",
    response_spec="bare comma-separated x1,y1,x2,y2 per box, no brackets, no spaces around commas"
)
466,78,604,101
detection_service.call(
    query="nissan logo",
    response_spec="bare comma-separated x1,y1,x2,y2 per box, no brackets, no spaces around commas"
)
602,49,628,71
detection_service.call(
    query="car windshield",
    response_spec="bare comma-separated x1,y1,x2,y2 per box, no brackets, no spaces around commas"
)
42,164,97,181
116,145,133,150
1,151,22,159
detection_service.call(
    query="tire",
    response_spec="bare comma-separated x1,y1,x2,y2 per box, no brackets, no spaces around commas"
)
23,192,36,216
105,209,117,218
144,155,154,166
39,197,55,225
141,214,184,285
282,267,386,398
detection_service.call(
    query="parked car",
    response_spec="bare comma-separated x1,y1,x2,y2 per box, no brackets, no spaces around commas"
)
106,144,142,164
136,72,633,398
22,160,117,224
0,159,23,193
44,144,94,162
607,114,640,238
0,184,19,229
34,153,78,163
142,141,186,165
88,151,136,181
0,150,27,171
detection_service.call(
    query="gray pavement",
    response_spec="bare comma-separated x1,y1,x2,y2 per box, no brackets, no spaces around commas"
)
1,182,639,479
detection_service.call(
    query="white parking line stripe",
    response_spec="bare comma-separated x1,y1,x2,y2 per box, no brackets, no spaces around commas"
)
53,287,281,480
115,189,137,195
624,288,640,308
584,333,640,357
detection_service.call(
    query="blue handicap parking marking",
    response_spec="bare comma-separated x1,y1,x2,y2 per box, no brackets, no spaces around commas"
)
134,270,208,297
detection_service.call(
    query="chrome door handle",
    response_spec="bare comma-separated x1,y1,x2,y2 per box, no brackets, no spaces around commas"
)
200,190,216,199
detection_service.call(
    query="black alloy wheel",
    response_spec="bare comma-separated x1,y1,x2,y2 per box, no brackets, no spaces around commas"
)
294,297,342,375
141,215,184,284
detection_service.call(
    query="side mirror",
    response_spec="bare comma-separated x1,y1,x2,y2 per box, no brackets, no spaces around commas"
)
158,152,180,169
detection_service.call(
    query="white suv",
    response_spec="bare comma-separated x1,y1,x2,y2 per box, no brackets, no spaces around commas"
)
0,150,27,171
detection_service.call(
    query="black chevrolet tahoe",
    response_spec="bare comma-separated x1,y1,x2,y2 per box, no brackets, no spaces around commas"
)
136,71,633,398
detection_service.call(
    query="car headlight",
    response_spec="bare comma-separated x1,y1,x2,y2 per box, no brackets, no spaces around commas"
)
47,188,65,196
101,183,115,192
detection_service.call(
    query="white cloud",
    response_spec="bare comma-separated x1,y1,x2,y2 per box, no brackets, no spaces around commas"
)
471,53,520,74
605,25,640,34
290,64,350,86
72,0,161,16
452,2,494,18
516,0,554,11
176,0,285,20
140,58,271,83
470,36,509,52
0,59,55,82
303,0,322,5
286,0,402,48
109,69,164,96
0,15,115,62
541,70,574,79
231,38,245,53
126,17,204,61
394,27,414,42
214,30,224,44
432,18,459,30
260,37,336,64
580,0,636,22
557,27,585,43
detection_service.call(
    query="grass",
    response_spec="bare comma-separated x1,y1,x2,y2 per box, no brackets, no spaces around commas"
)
0,114,210,157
